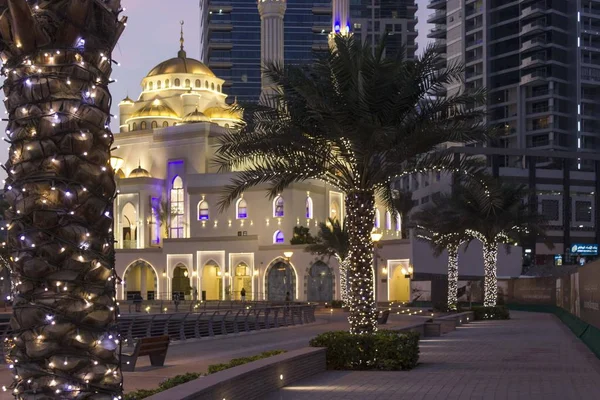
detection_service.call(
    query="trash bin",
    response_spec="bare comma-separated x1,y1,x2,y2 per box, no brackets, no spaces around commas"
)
201,290,206,301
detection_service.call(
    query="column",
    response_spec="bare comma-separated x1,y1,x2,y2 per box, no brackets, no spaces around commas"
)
258,0,287,100
140,265,148,300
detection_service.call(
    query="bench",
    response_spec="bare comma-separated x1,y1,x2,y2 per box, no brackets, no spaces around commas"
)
377,310,390,325
121,335,170,372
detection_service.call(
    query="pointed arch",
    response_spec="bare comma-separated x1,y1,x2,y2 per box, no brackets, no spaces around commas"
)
305,195,314,219
273,230,284,244
374,208,381,228
385,210,392,230
273,195,284,217
396,212,402,232
198,200,209,220
236,197,248,219
122,259,159,300
170,176,184,238
264,257,298,301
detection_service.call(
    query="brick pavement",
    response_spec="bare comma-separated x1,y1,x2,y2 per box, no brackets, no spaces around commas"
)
265,311,600,400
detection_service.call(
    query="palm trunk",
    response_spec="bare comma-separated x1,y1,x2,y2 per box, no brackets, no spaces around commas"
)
447,245,459,311
345,190,377,334
1,1,126,397
338,257,350,306
482,241,498,307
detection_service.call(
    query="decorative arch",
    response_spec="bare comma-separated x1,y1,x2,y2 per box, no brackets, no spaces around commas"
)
396,212,402,232
195,79,201,88
121,202,137,249
304,261,335,302
374,209,381,228
273,230,284,244
211,82,215,90
205,80,209,88
197,200,209,220
165,79,170,88
305,195,313,219
236,197,248,219
217,84,221,92
140,121,147,130
233,262,251,300
170,176,184,238
385,210,392,230
201,259,222,300
174,78,181,87
148,81,153,90
122,259,159,300
273,195,284,217
162,121,168,128
185,79,191,88
171,262,191,299
156,80,162,89
151,121,158,129
264,257,297,301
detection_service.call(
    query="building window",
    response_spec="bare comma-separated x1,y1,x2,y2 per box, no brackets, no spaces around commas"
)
236,197,248,219
273,195,284,217
149,81,153,90
195,79,201,88
170,176,184,238
132,122,137,131
217,85,221,92
198,200,209,220
174,78,181,87
211,83,215,90
575,200,592,222
205,80,209,88
396,212,401,232
385,211,392,230
374,209,381,228
140,121,147,130
273,230,284,244
151,121,158,129
305,196,313,219
165,79,170,88
156,80,162,89
185,79,191,88
162,121,168,128
541,199,559,221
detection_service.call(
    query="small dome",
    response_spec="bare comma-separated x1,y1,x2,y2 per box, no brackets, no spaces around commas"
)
129,165,151,178
147,57,215,78
120,96,134,104
204,106,240,121
131,98,179,119
182,108,210,124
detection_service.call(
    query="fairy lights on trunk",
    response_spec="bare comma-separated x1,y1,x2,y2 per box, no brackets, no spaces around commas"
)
1,1,126,398
446,245,459,311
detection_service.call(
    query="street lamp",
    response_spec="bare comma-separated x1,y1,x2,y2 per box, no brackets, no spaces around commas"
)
371,231,383,305
283,252,293,301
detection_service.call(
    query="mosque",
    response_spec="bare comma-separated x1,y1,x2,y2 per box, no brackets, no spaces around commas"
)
111,1,521,304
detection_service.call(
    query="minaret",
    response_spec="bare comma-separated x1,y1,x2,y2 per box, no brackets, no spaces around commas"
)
257,0,286,100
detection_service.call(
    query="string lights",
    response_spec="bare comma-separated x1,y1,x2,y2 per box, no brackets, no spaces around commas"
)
0,0,126,398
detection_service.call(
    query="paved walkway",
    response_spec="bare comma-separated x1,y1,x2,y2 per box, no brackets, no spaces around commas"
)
266,311,600,400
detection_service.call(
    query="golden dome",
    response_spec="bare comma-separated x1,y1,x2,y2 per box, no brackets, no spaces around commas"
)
147,55,215,78
182,108,210,124
131,99,179,119
129,164,151,178
204,106,240,121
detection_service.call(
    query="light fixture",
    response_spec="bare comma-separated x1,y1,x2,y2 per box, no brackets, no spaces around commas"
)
192,271,197,277
382,267,388,275
283,251,293,259
162,270,166,277
371,231,383,242
183,270,188,278
401,267,408,276
253,270,259,276
217,270,222,276
109,156,124,171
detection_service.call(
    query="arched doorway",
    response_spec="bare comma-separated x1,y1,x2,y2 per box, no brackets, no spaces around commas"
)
202,261,222,300
121,202,137,249
267,260,296,301
233,263,252,300
172,264,191,300
307,262,333,302
124,260,158,300
389,264,410,302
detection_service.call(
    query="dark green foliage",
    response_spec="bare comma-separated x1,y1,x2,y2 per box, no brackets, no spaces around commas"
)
330,300,344,308
309,330,419,370
124,350,286,399
305,219,349,260
472,306,510,320
290,226,316,245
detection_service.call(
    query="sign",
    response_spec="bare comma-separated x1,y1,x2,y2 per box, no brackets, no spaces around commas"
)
554,255,563,266
570,243,598,256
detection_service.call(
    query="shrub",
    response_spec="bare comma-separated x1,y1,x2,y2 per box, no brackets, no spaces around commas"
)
207,350,286,374
472,306,510,320
330,300,344,308
309,330,419,371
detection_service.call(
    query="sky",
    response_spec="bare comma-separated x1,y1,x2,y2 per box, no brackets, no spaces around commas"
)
0,0,432,175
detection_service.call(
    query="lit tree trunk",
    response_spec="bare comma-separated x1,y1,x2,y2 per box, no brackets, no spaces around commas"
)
345,190,377,334
1,1,126,398
446,245,459,311
338,257,350,306
483,241,498,307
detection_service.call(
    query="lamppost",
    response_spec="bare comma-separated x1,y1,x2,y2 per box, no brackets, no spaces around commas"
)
401,263,414,302
283,251,294,301
371,231,383,304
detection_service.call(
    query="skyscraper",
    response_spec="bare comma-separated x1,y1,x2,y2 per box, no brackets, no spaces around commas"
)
427,0,600,167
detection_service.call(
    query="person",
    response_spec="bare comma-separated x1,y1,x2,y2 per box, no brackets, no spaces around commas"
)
240,287,246,303
173,292,180,312
133,293,142,312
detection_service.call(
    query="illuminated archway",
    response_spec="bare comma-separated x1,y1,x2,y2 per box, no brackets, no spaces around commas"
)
201,260,222,300
172,263,191,299
389,264,410,302
307,261,334,302
233,263,252,300
265,258,297,301
123,260,159,300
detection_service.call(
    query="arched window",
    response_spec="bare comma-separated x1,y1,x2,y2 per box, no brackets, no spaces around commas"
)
205,80,209,88
374,209,381,228
132,122,137,131
273,195,284,217
236,197,248,219
170,176,184,238
143,82,147,90
149,81,153,90
174,78,181,87
173,122,177,126
211,83,215,90
151,121,158,129
396,212,402,232
305,196,313,219
224,123,230,128
198,200,209,220
385,210,392,230
185,79,191,88
217,85,221,92
162,121,168,128
140,121,147,130
156,80,162,89
165,79,170,88
195,79,201,88
273,230,284,244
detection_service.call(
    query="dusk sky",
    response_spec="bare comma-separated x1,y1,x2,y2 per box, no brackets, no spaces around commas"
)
0,0,432,175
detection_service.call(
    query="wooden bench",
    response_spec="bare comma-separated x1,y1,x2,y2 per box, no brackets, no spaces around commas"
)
121,335,170,372
377,310,390,325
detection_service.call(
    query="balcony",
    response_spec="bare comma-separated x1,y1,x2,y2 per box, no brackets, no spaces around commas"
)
520,2,547,20
427,27,447,39
466,38,483,48
466,6,483,17
521,53,547,68
521,37,547,52
428,0,446,10
521,19,547,35
427,10,446,24
521,70,547,85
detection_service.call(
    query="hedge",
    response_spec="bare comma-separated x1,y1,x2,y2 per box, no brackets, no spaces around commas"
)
472,306,510,320
309,330,419,371
124,350,286,400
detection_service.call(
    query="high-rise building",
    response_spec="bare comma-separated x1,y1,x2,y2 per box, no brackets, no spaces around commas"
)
427,0,600,167
199,0,331,103
350,0,418,59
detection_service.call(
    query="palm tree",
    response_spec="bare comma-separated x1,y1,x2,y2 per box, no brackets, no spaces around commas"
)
412,193,471,311
306,218,350,305
1,1,126,396
456,177,550,307
215,35,491,334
